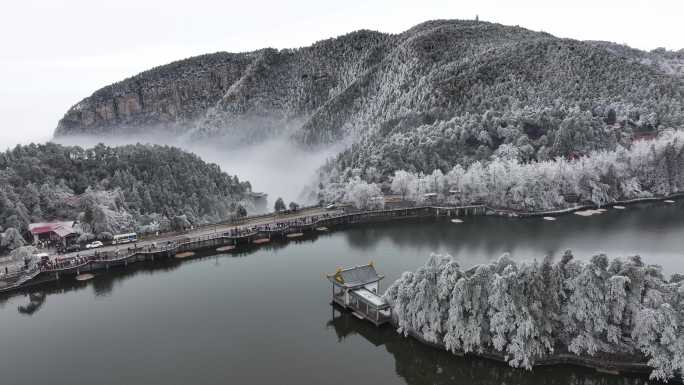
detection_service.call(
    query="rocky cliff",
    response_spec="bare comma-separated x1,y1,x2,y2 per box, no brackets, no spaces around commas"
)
55,20,684,160
54,29,394,142
55,52,254,137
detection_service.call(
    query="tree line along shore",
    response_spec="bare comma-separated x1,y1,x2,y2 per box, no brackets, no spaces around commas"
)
385,251,684,381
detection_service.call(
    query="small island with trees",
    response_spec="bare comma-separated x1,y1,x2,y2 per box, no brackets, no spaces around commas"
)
385,251,684,381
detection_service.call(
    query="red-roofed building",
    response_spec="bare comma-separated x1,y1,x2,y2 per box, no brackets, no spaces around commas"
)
28,221,79,247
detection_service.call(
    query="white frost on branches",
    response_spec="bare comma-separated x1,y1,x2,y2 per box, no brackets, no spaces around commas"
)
384,252,684,380
342,177,384,210
319,130,684,211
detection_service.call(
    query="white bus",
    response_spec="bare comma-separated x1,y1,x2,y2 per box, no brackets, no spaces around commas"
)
112,233,138,245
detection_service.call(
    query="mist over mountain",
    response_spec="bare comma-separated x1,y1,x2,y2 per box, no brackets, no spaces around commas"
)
54,19,684,200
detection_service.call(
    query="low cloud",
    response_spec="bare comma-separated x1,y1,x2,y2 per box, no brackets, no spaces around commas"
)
54,131,342,207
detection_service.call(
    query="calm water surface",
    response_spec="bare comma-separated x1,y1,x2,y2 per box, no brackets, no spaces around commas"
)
1,201,683,385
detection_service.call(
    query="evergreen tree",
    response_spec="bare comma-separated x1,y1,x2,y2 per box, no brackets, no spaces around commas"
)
274,197,286,212
0,143,252,240
386,251,684,381
1,227,25,252
236,205,247,218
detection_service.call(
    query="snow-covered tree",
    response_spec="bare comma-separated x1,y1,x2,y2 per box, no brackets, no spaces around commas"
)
385,251,684,380
321,130,684,212
390,170,416,200
171,215,191,231
274,197,286,212
343,177,383,209
0,143,252,237
10,245,37,265
1,227,25,253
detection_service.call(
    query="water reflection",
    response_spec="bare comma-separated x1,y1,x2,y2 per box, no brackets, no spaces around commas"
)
2,205,683,385
17,292,46,315
2,259,185,313
4,201,684,317
341,201,684,272
0,236,326,315
328,309,653,385
340,217,566,254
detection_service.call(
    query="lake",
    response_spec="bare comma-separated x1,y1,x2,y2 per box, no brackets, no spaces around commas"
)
1,201,682,385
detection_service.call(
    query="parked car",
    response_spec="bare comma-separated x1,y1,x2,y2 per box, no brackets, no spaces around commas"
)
86,241,104,249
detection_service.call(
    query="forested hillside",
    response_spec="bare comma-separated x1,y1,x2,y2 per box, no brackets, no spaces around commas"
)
587,41,684,78
55,20,684,150
386,252,684,381
315,130,684,211
54,19,684,202
0,143,252,248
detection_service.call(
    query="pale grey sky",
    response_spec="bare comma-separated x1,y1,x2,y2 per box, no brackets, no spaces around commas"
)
1,0,682,148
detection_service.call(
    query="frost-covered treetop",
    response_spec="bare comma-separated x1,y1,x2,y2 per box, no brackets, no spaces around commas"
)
56,20,683,149
0,143,253,238
384,251,684,380
315,129,684,212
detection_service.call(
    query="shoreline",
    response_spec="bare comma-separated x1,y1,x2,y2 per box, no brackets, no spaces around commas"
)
0,205,486,294
486,192,684,217
4,196,684,381
2,194,681,295
396,324,664,380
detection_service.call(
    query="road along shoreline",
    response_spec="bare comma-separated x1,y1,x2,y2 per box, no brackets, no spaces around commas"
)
2,194,681,295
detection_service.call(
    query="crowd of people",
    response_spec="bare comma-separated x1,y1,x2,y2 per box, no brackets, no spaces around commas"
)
40,254,92,271
223,213,332,237
26,211,341,274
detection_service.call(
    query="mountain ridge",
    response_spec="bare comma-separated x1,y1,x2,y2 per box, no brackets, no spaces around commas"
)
55,19,684,172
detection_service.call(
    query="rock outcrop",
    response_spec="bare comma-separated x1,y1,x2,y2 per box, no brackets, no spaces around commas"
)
55,20,684,153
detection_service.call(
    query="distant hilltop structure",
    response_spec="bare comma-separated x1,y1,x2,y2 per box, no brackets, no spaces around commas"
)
54,18,684,147
53,19,684,194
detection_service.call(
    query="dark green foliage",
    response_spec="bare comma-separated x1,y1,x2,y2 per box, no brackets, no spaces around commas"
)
274,197,286,212
0,227,25,254
52,20,684,200
236,204,247,218
0,142,252,233
171,215,191,232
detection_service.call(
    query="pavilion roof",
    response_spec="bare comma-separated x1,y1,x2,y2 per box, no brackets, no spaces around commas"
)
327,263,383,288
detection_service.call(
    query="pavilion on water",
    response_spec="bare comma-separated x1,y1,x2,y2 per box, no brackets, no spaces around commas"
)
326,263,391,326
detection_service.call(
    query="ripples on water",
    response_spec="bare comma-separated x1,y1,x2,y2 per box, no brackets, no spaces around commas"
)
1,201,681,385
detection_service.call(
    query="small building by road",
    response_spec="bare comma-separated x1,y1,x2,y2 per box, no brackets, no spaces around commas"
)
28,221,79,248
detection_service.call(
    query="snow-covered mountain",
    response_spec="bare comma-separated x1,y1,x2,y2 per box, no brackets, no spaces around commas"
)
55,19,684,179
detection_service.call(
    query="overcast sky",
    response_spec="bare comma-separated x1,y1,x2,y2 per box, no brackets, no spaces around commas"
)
1,0,682,148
